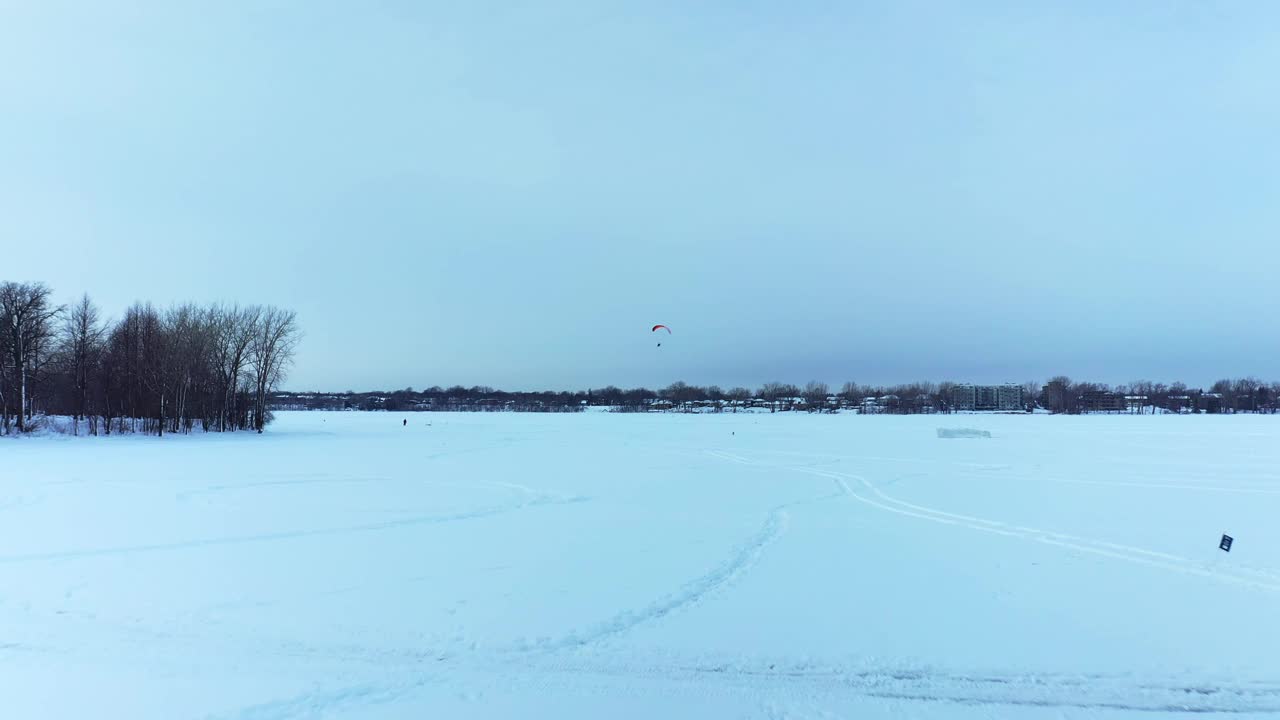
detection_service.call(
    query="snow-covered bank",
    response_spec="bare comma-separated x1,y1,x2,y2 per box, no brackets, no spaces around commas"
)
2,411,1279,718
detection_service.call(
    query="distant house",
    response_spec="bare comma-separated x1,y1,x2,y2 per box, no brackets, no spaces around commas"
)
1234,392,1261,413
1166,395,1192,413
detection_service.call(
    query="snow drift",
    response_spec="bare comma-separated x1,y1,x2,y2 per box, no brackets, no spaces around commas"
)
937,427,992,438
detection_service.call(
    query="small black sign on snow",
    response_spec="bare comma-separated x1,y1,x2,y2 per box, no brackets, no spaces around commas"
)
1220,534,1234,552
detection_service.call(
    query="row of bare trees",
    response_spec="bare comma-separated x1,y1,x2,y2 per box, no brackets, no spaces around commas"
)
655,381,939,412
0,281,300,436
271,375,1280,418
619,377,1280,414
1041,375,1280,414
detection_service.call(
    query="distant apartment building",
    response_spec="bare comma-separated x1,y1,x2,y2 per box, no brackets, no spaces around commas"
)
1198,392,1224,414
1124,395,1149,413
996,385,1024,410
1041,380,1069,412
951,384,1025,411
1080,391,1126,413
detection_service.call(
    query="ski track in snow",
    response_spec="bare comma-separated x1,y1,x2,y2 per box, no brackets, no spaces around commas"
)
0,493,589,565
696,443,1280,594
524,507,791,654
530,658,1280,714
785,465,1280,593
211,516,796,719
1034,475,1280,496
695,444,1280,594
784,452,1280,495
175,473,543,502
230,679,431,720
704,449,756,466
175,475,393,500
214,650,1280,719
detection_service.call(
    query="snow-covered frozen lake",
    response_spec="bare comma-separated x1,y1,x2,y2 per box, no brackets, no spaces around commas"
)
4,411,1280,719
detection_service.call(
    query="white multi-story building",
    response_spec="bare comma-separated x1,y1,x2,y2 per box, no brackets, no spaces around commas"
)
952,384,1024,411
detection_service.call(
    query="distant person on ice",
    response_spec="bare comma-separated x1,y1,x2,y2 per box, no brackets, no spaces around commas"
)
403,419,407,427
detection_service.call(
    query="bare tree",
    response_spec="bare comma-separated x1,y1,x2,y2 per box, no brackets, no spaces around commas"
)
0,282,61,432
134,303,171,436
1019,380,1038,411
59,294,106,435
838,381,863,405
803,381,830,410
249,307,300,432
756,383,801,412
660,381,707,410
725,387,751,411
758,382,785,412
215,305,260,431
164,304,219,434
1210,378,1235,413
1233,377,1262,413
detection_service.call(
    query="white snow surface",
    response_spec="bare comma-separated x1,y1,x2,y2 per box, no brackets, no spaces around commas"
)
3,411,1280,719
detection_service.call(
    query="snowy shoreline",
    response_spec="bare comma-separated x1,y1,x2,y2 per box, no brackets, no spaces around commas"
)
7,407,1275,441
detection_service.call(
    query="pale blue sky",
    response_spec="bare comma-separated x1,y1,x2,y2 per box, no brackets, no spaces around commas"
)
3,1,1278,391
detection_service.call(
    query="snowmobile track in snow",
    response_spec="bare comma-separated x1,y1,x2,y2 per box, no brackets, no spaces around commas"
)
526,658,1280,715
526,507,790,653
0,494,588,565
790,466,1280,593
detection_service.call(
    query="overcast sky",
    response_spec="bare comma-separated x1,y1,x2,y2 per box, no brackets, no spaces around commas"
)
3,2,1278,391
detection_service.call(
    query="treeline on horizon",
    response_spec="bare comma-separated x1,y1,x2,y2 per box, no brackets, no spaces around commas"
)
0,281,300,436
271,376,1280,415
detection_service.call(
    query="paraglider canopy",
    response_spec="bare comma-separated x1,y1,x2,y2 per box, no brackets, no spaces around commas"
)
652,324,670,347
